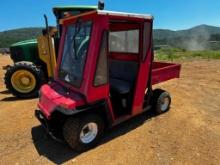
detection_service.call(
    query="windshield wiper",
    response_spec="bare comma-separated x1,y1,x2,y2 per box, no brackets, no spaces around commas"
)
72,19,81,60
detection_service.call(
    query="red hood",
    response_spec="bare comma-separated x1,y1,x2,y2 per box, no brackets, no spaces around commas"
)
38,83,85,118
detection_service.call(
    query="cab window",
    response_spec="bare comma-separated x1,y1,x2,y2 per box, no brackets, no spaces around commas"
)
109,29,139,53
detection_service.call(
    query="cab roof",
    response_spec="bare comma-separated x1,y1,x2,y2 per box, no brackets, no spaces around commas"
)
53,5,98,13
97,10,153,20
61,9,153,24
53,5,153,20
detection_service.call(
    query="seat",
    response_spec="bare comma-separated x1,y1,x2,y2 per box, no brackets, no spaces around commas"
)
109,59,138,110
110,78,132,95
109,59,138,95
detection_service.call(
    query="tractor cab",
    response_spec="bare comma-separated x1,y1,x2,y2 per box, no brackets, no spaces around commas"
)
53,5,98,19
53,6,97,37
36,10,181,151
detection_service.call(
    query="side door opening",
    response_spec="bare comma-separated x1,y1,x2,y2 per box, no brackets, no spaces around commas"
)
108,21,141,118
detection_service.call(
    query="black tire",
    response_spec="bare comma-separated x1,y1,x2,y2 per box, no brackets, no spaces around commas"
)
4,61,46,98
63,114,104,152
152,89,171,114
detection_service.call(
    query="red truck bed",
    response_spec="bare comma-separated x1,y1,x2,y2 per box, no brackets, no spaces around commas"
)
152,62,181,85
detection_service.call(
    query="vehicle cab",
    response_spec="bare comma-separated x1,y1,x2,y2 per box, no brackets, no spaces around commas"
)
36,10,181,151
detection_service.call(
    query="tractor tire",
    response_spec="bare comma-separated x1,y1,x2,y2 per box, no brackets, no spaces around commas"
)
63,114,104,152
4,61,46,98
152,89,171,114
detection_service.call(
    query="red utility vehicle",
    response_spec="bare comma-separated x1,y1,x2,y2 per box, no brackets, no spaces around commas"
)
35,9,181,151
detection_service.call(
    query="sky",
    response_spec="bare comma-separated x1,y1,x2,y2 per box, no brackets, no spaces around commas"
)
0,0,220,32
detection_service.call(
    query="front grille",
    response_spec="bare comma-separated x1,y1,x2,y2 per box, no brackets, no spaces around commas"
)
10,47,24,62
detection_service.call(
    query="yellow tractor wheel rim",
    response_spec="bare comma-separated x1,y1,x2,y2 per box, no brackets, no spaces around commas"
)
11,70,36,93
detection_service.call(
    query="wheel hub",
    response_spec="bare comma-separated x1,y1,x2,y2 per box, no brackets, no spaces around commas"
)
161,97,170,111
80,123,98,144
11,70,36,93
20,77,31,85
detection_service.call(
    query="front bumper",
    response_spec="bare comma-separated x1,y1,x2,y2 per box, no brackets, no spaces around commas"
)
35,110,64,143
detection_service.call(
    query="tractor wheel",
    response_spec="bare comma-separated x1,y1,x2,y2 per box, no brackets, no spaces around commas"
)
63,114,104,152
152,89,171,114
4,61,46,98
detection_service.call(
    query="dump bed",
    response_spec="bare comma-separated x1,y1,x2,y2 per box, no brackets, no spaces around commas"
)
152,62,181,85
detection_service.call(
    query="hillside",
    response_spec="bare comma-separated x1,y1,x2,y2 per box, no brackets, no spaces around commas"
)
0,25,220,50
0,28,42,48
154,25,220,39
154,25,220,50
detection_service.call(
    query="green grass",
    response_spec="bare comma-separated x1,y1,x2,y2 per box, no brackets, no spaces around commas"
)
155,48,220,61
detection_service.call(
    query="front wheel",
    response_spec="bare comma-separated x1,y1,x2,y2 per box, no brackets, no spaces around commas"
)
152,89,171,114
63,114,104,152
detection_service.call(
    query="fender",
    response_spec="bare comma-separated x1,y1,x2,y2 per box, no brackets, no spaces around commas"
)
52,100,114,126
54,100,106,116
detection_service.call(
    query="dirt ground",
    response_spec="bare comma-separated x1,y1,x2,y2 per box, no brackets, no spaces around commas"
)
0,55,219,165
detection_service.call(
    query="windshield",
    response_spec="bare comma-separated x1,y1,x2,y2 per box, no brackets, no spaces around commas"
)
59,21,92,87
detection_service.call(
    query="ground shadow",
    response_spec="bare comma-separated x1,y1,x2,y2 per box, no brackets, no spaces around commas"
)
0,90,10,94
1,97,21,102
101,110,157,144
31,110,159,164
1,96,36,102
31,126,78,164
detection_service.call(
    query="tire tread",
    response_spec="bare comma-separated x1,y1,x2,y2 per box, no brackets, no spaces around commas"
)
4,61,46,98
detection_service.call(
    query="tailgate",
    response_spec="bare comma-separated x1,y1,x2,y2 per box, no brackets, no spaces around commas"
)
152,62,181,85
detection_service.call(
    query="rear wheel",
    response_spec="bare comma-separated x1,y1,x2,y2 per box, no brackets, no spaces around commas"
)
152,89,171,114
4,61,46,98
63,114,104,152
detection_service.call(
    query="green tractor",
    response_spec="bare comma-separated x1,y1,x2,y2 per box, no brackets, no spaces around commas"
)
4,5,98,98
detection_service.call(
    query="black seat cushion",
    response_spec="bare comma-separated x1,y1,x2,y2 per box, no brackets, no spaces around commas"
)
110,78,132,95
109,60,138,96
109,60,138,82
